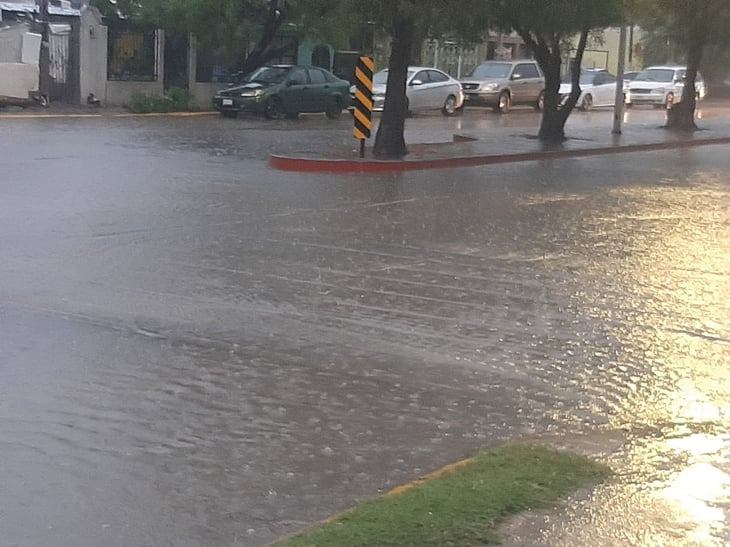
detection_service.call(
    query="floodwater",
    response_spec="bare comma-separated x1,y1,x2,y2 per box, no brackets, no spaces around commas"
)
1,111,728,546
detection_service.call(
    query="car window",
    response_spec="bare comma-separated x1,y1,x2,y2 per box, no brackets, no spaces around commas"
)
373,70,388,85
287,68,308,85
427,70,449,83
576,73,595,85
307,69,326,84
593,73,615,85
515,63,539,79
373,70,416,85
246,66,290,84
470,63,511,79
412,70,428,84
635,68,675,82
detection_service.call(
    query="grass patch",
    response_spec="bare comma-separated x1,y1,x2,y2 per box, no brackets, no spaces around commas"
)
277,444,610,546
125,87,198,113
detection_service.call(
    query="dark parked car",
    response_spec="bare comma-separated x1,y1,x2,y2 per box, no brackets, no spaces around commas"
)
212,65,350,119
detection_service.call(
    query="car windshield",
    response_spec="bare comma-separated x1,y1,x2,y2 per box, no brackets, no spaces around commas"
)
634,69,675,82
372,70,415,85
469,63,511,79
245,66,291,84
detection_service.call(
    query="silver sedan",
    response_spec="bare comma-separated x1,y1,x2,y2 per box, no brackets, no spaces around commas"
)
351,66,464,116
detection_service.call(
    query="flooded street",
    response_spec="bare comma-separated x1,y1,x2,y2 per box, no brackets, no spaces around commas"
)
1,111,728,546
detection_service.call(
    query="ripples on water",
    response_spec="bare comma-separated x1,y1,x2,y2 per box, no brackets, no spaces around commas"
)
2,121,728,546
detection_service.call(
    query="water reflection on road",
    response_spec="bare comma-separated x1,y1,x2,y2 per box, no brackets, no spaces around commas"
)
0,113,728,546
501,165,729,545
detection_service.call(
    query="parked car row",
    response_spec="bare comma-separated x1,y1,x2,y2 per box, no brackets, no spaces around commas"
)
211,62,706,119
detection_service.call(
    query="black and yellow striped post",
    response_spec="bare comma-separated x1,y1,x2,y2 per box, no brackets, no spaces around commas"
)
352,56,374,158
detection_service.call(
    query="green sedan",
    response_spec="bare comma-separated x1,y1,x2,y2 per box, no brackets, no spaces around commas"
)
212,65,350,120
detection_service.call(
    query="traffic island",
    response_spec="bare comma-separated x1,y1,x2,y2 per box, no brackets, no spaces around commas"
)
269,134,730,173
270,444,610,546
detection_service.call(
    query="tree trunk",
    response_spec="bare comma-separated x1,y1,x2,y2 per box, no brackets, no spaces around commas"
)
517,30,587,142
536,44,567,141
534,36,567,142
237,0,292,74
373,17,414,158
665,28,704,131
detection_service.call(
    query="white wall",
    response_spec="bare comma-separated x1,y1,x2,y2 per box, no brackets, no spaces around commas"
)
105,80,164,105
0,62,39,97
0,23,26,62
582,27,645,74
190,81,219,109
79,7,107,103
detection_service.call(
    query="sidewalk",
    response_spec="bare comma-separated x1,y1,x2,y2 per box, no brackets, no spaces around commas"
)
270,115,730,172
4,101,729,172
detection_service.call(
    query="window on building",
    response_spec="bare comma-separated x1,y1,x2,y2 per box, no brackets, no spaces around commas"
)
107,28,157,81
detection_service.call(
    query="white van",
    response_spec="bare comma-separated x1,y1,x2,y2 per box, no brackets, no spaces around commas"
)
625,66,706,109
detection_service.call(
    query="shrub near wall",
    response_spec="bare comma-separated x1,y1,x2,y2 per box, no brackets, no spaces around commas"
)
126,87,197,113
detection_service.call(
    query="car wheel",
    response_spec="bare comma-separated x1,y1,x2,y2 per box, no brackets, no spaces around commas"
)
441,95,458,116
264,97,285,120
221,110,237,119
580,94,593,111
535,91,545,111
496,91,510,114
325,98,342,119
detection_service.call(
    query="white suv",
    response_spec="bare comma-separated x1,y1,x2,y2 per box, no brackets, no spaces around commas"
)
626,66,706,109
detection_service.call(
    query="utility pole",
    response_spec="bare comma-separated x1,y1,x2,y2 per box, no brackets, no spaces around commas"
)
612,25,627,135
37,0,50,102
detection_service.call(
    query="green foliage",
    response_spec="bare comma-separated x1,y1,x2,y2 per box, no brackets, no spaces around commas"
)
337,0,491,44
632,0,730,45
278,445,610,547
492,0,623,37
126,88,197,113
631,0,730,77
487,0,623,141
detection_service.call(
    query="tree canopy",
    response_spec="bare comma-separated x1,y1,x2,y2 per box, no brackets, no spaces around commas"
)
631,0,730,129
491,0,623,141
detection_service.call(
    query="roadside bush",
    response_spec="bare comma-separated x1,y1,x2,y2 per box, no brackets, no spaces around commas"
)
126,87,198,113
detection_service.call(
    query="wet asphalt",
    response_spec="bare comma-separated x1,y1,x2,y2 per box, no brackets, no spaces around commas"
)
1,107,728,546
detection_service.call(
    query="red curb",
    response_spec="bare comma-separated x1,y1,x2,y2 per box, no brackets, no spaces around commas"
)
270,135,730,173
